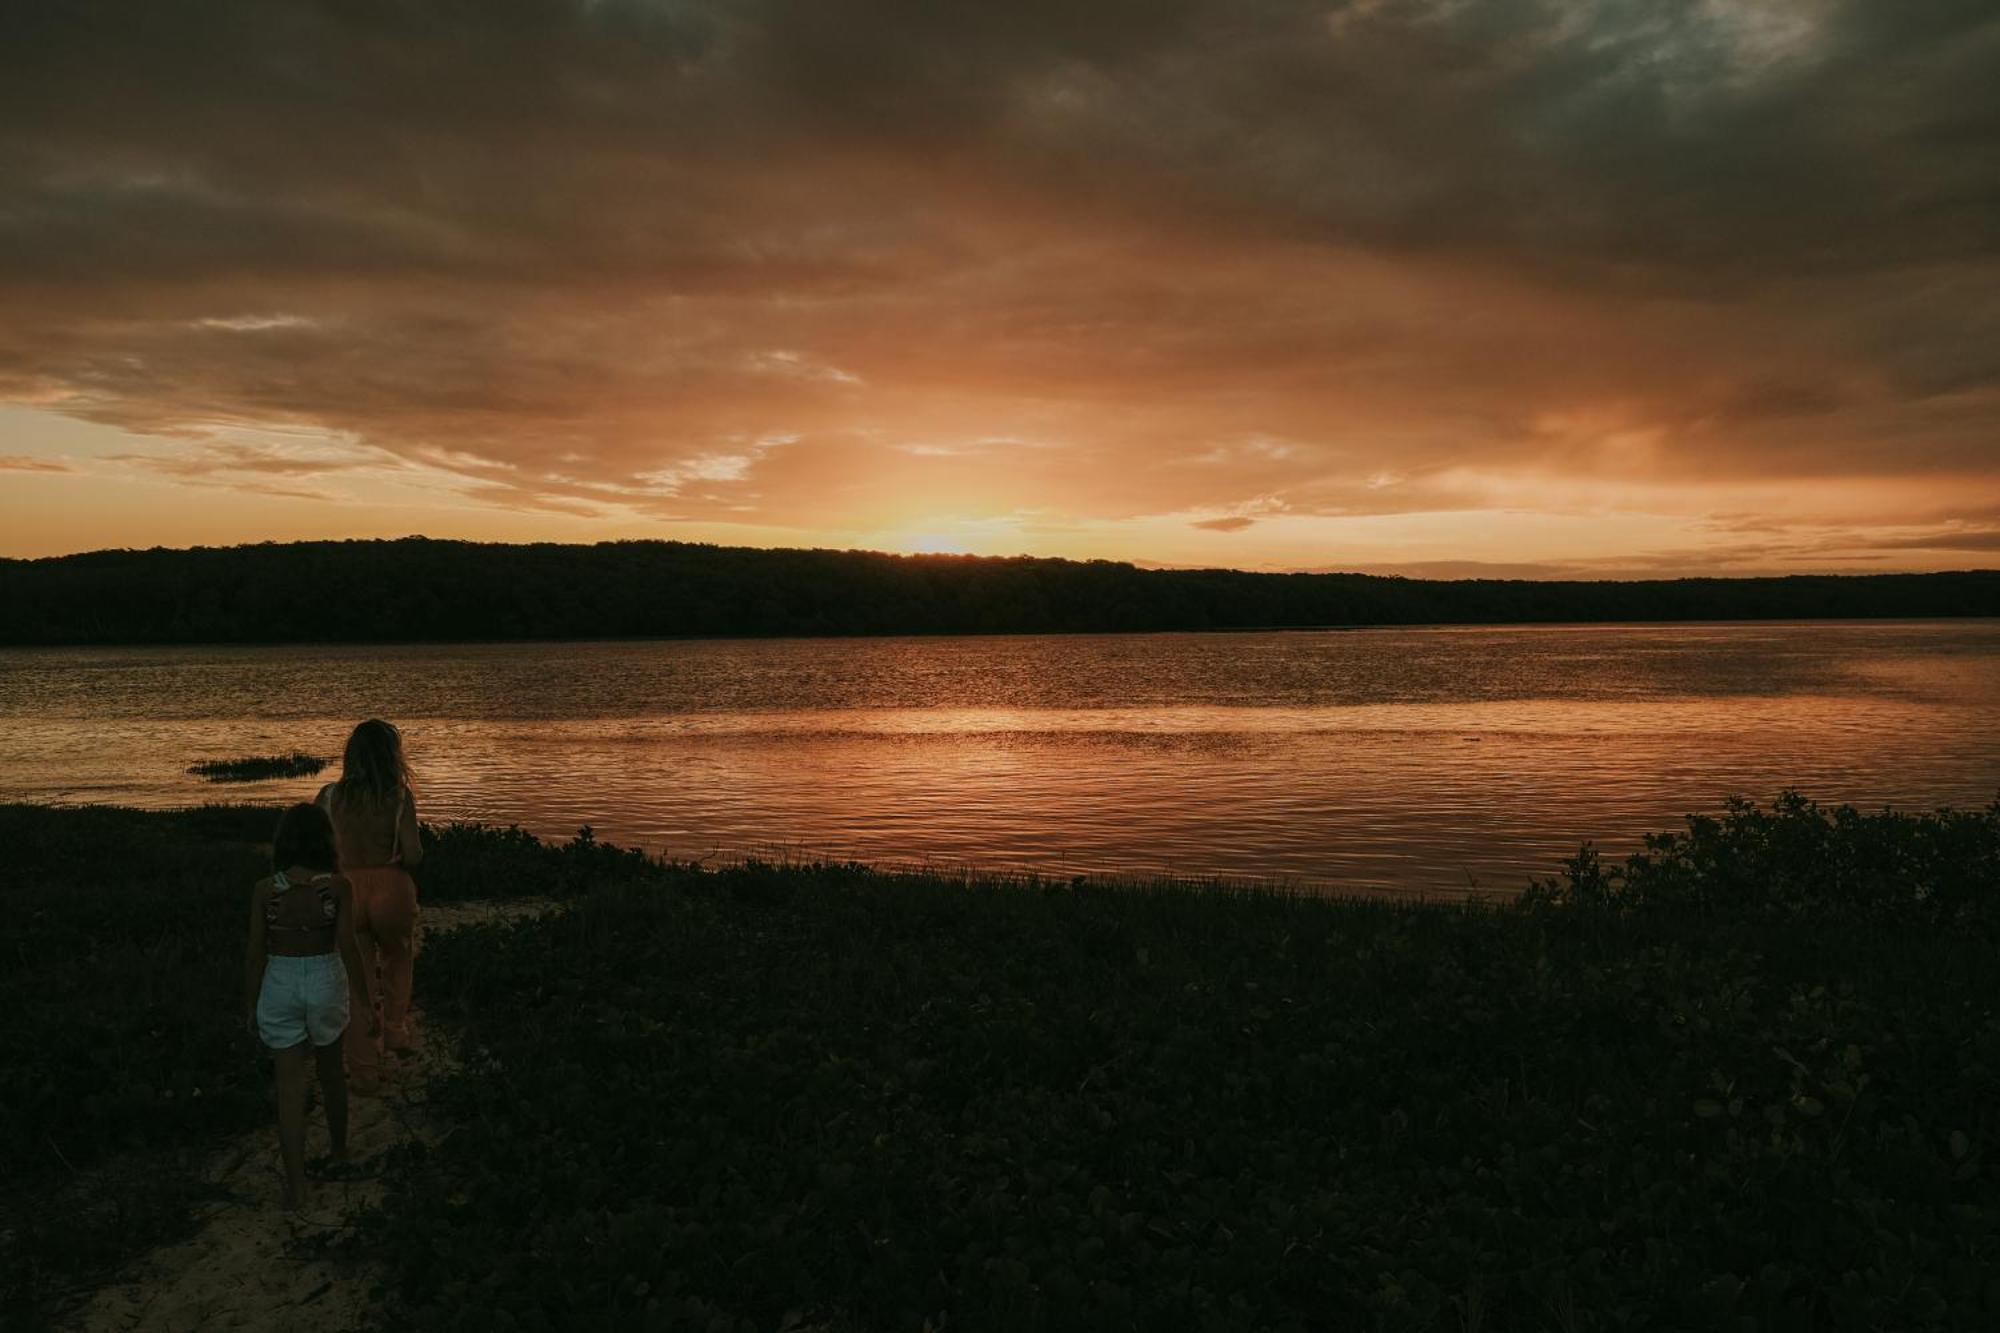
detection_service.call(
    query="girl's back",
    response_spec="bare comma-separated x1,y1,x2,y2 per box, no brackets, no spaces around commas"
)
260,867,343,955
323,718,424,1089
317,716,422,869
315,782,420,868
246,802,373,1211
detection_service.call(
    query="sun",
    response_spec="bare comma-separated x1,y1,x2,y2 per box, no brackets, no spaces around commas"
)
904,530,973,555
889,514,1034,557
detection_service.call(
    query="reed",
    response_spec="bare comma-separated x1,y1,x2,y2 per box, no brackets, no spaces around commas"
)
185,752,326,782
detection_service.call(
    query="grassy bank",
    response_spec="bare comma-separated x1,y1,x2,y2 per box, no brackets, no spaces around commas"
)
4,798,1999,1329
0,804,274,1323
0,804,660,1324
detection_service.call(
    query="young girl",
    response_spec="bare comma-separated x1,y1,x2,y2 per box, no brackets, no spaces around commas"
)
316,718,424,1094
244,802,377,1210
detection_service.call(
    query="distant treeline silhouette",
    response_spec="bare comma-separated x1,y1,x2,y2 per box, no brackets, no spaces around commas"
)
2,539,1995,644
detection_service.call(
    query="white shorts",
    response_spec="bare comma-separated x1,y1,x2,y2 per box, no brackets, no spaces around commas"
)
257,953,350,1049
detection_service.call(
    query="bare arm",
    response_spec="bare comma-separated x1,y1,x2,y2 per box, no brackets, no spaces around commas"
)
397,792,424,868
334,877,378,1035
243,880,268,1034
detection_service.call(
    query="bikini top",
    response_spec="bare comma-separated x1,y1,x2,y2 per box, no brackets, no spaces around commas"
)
266,870,338,935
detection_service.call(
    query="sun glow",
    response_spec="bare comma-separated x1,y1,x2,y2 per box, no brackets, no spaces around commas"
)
902,530,976,555
882,513,1042,557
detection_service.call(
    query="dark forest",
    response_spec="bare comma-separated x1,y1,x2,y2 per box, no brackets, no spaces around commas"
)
4,540,1994,645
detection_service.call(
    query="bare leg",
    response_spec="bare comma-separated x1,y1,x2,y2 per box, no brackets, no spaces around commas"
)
345,924,384,1093
376,927,417,1052
272,1042,310,1210
313,1040,349,1162
373,874,421,1052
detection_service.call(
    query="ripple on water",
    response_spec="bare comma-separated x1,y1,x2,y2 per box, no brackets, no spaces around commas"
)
3,621,1996,891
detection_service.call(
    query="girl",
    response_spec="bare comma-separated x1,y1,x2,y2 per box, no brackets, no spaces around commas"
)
316,718,424,1095
244,802,377,1211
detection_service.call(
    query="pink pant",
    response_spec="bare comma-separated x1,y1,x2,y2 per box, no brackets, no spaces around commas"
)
344,866,419,1084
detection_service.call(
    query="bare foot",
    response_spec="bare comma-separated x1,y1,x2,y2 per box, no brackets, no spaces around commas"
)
308,1150,372,1181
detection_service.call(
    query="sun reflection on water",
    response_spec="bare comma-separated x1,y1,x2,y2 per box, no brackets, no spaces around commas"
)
3,621,1995,891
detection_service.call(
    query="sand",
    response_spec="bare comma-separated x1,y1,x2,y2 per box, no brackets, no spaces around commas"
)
65,898,563,1333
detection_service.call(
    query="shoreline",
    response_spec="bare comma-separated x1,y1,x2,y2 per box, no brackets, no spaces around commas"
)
0,800,1520,904
3,612,1997,654
15,798,1500,906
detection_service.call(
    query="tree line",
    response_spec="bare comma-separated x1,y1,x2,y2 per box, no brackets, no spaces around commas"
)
1,538,1994,644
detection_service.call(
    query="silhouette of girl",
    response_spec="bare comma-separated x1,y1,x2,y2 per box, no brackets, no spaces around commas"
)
244,802,376,1210
316,719,424,1094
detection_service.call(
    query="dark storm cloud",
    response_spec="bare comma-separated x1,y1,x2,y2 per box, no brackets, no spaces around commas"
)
7,2,1994,279
0,0,1995,551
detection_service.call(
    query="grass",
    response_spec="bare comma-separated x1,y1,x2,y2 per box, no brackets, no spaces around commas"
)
4,796,1997,1330
0,807,710,1325
0,804,279,1324
186,752,327,782
361,796,2000,1331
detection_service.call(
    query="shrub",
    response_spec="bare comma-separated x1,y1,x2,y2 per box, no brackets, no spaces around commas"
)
1522,790,2000,927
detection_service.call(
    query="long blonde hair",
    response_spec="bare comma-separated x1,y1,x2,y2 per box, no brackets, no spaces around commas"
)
335,718,413,811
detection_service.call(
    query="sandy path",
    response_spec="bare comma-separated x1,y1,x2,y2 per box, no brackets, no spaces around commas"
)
66,898,563,1333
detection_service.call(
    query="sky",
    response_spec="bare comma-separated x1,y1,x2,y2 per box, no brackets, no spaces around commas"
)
1,1,1996,576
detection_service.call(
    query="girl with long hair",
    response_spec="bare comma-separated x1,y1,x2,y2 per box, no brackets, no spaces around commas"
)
315,718,423,1094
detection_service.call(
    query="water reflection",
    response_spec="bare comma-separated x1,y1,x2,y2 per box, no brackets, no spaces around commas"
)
2,622,1995,891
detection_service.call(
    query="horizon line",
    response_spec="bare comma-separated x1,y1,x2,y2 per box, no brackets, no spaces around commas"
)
7,533,1997,585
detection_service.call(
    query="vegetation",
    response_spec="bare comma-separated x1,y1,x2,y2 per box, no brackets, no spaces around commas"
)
187,752,327,782
1522,792,2000,928
374,795,1995,1331
0,804,277,1324
0,805,612,1324
5,797,1997,1329
3,538,1995,644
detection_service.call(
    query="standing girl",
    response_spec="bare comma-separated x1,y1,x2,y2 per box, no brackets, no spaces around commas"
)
245,802,377,1211
317,718,424,1095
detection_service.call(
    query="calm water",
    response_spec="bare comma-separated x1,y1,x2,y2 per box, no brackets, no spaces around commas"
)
3,622,1996,893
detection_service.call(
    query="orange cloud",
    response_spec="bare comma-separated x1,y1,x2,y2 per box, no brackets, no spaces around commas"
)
0,455,74,472
0,1,1994,571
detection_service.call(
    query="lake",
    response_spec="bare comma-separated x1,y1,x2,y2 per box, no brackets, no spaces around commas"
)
3,621,1996,893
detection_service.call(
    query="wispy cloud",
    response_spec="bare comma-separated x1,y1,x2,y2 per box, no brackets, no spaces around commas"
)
0,1,1993,568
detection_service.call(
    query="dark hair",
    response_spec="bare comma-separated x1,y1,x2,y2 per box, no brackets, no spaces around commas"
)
273,802,339,872
336,718,414,812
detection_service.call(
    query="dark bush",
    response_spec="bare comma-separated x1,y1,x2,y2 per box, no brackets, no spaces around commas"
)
1523,790,2000,927
186,752,326,782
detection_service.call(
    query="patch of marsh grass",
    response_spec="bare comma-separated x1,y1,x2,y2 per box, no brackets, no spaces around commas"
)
186,752,327,782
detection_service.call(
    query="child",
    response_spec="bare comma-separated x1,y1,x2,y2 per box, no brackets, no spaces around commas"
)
244,802,378,1211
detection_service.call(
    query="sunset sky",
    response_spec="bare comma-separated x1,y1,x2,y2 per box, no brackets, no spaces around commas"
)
2,1,1995,575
